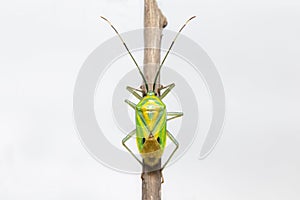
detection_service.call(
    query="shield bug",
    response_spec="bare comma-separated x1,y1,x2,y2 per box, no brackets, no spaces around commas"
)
101,16,195,170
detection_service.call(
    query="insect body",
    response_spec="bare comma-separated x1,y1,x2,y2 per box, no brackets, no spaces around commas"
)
101,16,195,169
135,92,166,166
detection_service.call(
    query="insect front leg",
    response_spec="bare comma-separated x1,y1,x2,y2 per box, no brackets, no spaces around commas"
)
159,83,175,100
122,130,143,165
126,86,144,100
167,112,183,121
162,130,179,170
124,99,136,110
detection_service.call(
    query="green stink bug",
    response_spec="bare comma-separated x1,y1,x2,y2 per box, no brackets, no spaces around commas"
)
101,16,195,169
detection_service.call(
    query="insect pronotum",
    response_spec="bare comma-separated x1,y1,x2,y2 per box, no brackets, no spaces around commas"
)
101,16,195,170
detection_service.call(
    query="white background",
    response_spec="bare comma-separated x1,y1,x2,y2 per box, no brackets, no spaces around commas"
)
1,0,300,199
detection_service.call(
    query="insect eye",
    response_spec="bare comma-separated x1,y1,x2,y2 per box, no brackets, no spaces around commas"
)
157,137,161,144
142,138,146,144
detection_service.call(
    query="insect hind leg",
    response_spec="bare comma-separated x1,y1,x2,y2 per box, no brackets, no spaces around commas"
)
161,130,179,170
122,130,143,165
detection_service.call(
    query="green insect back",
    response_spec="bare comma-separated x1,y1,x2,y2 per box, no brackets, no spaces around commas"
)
135,92,167,166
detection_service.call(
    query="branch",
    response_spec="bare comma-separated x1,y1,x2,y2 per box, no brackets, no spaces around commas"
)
143,0,167,94
142,0,167,200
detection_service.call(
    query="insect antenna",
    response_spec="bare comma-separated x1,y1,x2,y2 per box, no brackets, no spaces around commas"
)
100,16,149,92
152,16,196,92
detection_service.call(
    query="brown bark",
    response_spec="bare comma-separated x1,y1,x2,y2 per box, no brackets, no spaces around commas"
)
142,0,167,200
143,0,167,94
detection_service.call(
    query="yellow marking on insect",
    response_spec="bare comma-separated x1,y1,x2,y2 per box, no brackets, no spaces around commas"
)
140,135,163,166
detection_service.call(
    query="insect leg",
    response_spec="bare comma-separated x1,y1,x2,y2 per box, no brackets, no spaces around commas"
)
122,130,143,165
124,99,136,110
159,83,175,100
162,131,179,170
167,112,183,121
126,86,143,100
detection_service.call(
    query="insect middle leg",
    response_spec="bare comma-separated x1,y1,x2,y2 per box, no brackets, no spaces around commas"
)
122,130,143,165
167,112,183,121
162,130,179,170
